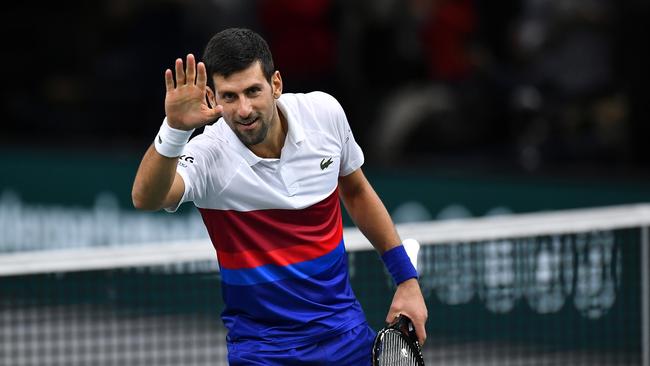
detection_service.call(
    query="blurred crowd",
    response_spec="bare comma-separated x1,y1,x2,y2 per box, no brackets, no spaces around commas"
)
2,0,648,173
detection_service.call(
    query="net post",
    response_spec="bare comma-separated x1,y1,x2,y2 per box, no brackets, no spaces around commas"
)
642,225,649,366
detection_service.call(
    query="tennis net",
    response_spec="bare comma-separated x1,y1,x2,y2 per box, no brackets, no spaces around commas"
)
1,204,649,365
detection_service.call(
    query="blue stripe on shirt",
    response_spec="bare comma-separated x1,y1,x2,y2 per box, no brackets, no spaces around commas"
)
220,239,345,286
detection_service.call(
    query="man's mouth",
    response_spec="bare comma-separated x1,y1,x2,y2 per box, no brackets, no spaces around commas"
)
237,117,259,130
237,117,259,126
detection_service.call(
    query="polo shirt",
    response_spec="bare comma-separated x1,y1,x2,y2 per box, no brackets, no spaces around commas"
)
170,91,367,351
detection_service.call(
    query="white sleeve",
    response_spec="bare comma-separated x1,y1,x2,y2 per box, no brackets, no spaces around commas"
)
322,94,364,176
338,118,364,176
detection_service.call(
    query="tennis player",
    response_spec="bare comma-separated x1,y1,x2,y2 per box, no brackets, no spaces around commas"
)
132,28,427,365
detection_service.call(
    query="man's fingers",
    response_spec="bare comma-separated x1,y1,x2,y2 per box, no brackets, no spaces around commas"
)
164,69,174,92
385,312,400,325
210,104,223,118
414,320,427,345
175,58,186,86
197,62,207,87
385,311,427,345
186,54,196,85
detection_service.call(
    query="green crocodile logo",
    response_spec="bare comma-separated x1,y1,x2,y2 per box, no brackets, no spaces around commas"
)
320,157,333,170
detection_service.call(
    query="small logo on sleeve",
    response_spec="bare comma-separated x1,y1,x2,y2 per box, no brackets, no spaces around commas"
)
179,155,194,163
320,157,333,170
177,154,194,168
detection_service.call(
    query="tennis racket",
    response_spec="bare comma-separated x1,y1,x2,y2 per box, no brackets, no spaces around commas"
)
372,315,425,366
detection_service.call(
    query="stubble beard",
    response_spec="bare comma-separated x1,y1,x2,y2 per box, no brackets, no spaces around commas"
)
234,116,270,147
233,99,277,147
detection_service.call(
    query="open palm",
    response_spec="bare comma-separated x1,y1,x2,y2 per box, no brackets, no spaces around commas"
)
164,54,222,130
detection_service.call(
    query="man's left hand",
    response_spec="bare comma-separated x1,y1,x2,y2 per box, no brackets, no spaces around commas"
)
385,278,428,345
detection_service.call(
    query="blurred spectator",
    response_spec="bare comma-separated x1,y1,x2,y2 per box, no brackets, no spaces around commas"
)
509,0,629,170
334,0,429,149
419,0,477,81
258,0,338,94
367,0,501,162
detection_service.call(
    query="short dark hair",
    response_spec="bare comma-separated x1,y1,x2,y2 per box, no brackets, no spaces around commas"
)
202,28,275,83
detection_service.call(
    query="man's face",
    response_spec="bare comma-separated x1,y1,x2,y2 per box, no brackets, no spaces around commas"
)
213,62,281,147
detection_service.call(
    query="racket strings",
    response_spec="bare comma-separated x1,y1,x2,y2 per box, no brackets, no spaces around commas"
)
378,331,418,365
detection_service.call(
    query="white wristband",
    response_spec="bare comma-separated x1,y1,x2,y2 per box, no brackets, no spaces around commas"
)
154,118,195,158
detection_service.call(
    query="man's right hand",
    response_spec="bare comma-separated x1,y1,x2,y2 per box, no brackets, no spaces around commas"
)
164,54,223,130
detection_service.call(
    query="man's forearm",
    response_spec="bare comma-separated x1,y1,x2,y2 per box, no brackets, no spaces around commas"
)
131,144,178,211
339,173,401,253
339,167,427,344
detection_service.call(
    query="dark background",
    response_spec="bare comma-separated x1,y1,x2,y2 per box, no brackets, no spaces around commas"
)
1,0,649,179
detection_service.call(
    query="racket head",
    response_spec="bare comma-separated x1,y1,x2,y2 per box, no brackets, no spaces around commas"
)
372,315,425,366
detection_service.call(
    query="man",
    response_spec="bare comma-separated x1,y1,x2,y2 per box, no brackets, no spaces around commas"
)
132,28,427,365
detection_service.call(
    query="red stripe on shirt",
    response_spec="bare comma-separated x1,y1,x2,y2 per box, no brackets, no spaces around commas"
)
217,223,342,269
198,189,342,268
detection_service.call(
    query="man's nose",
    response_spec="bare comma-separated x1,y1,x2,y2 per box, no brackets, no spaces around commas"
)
237,98,252,119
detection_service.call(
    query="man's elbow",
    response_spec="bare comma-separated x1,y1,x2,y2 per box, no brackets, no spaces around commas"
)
131,190,162,211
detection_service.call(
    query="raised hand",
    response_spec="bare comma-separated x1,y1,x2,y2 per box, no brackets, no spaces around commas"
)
164,54,222,130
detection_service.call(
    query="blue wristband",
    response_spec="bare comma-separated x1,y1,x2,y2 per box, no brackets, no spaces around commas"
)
381,245,418,285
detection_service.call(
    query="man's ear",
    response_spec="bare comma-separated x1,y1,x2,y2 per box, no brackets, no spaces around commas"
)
206,86,217,108
272,70,282,99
